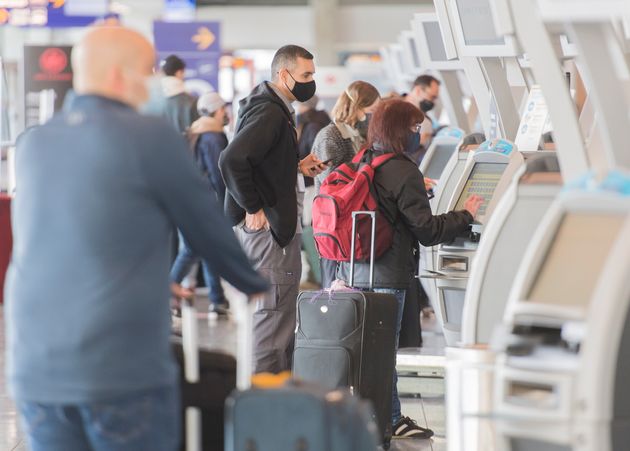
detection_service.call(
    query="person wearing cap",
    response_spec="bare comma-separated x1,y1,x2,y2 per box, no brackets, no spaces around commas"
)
160,54,198,134
170,92,231,316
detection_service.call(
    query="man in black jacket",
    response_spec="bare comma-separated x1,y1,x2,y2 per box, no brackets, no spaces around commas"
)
219,45,325,373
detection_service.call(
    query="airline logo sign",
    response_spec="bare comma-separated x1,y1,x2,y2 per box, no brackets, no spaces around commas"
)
153,21,222,95
23,45,73,127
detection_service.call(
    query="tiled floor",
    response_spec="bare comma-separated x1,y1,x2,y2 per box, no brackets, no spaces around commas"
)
1,294,448,451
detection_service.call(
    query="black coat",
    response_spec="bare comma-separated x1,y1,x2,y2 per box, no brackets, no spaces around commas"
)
338,149,473,289
219,82,299,247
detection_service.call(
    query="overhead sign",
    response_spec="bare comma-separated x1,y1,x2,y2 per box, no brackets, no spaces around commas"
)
153,21,221,95
163,0,195,22
23,45,73,128
0,0,113,28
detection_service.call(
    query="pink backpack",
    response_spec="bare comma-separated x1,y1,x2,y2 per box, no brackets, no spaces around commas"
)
312,148,396,262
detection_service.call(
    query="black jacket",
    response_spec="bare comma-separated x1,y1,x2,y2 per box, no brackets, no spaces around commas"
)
297,109,331,188
338,149,473,289
219,82,299,247
163,92,199,134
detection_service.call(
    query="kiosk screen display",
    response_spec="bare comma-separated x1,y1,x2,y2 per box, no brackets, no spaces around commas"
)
424,21,449,62
454,162,506,218
424,144,456,180
527,213,624,308
408,37,421,68
455,0,505,46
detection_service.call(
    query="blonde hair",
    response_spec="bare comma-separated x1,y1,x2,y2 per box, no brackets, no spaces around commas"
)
331,81,380,127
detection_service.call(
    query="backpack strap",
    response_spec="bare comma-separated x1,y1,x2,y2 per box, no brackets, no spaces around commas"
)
371,152,397,168
352,147,397,168
351,147,368,164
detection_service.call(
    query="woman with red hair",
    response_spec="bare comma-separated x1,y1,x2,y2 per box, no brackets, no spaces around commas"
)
338,99,483,439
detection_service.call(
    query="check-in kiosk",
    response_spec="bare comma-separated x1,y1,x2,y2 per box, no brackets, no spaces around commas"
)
461,154,561,345
419,133,485,320
420,126,464,182
445,0,523,139
411,13,475,133
491,174,630,451
435,139,520,345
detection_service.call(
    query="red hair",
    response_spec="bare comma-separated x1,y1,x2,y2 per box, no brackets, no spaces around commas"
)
367,99,425,154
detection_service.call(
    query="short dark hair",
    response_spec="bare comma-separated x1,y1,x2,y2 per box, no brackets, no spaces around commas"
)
413,74,441,88
367,99,425,155
271,45,314,81
162,55,186,76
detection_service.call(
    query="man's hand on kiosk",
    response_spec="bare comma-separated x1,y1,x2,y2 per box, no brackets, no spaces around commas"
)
463,195,484,219
299,154,327,177
245,209,269,231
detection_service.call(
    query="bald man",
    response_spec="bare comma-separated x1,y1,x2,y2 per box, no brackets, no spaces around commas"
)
5,27,268,451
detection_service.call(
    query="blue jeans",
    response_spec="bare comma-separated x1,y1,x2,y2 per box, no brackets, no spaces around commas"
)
18,385,180,451
171,232,225,305
373,288,406,425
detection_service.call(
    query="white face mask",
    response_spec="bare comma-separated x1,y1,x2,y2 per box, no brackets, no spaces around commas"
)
138,74,164,114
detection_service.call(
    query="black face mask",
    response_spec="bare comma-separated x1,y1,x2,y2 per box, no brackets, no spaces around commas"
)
285,72,316,103
222,114,229,126
420,99,435,112
355,113,371,139
405,130,421,154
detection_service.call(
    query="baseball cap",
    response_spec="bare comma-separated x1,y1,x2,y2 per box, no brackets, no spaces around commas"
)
197,92,226,116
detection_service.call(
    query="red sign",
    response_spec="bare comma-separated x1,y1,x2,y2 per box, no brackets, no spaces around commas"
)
34,47,72,81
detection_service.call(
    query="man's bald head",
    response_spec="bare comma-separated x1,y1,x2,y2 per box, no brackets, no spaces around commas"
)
72,27,155,109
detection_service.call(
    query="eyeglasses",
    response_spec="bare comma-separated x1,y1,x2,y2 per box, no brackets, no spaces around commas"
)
412,123,422,133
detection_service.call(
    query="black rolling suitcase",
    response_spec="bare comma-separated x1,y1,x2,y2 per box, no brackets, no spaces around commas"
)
292,211,399,448
224,285,380,451
175,298,236,451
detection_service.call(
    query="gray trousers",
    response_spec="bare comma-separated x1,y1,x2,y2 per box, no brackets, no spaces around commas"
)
234,224,302,373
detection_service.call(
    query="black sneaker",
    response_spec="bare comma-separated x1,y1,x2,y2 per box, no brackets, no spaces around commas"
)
393,416,434,439
208,303,229,318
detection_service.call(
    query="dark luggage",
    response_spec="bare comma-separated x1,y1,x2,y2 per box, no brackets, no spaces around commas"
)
0,194,11,305
293,211,399,448
177,298,237,451
172,340,235,451
225,381,379,451
224,281,380,451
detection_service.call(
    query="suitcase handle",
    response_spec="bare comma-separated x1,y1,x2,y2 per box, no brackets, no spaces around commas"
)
181,297,202,451
349,211,377,290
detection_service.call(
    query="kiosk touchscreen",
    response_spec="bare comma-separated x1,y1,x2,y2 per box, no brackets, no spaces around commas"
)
461,154,561,345
527,214,621,308
420,127,464,182
434,139,518,346
492,176,630,451
452,162,506,221
448,0,520,57
419,134,485,326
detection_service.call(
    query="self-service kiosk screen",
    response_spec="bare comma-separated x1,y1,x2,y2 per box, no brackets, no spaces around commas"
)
424,21,448,62
424,144,456,180
455,0,506,46
454,162,506,218
527,213,624,308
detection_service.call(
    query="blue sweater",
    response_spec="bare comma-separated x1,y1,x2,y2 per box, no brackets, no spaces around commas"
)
196,131,228,205
5,95,268,404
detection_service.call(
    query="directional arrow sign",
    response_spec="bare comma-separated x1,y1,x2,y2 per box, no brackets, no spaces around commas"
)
153,21,222,94
192,26,215,51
